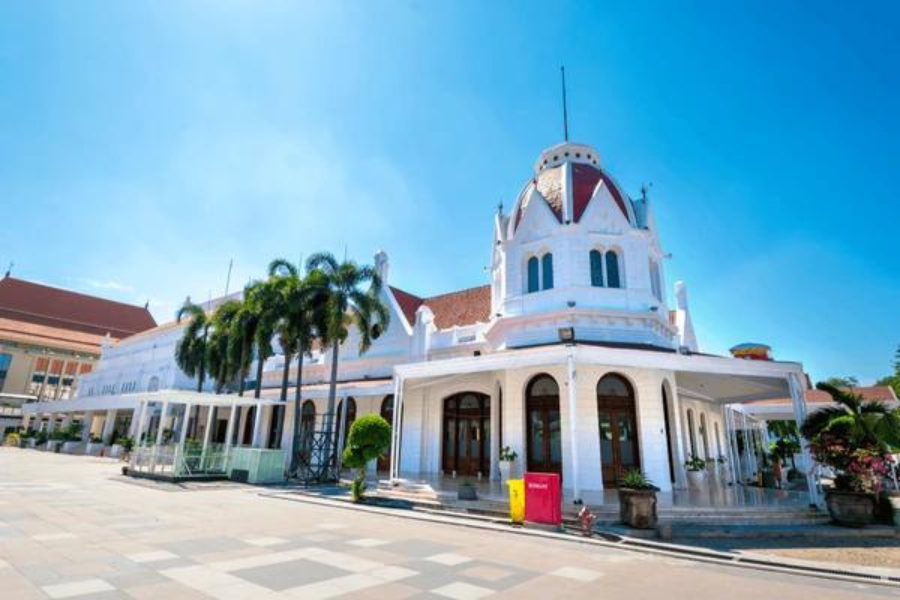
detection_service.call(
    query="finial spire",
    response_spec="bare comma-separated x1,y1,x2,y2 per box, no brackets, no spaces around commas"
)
560,66,569,142
4,261,12,278
496,199,504,215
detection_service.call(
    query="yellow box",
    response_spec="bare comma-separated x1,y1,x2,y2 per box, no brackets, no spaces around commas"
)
507,479,525,524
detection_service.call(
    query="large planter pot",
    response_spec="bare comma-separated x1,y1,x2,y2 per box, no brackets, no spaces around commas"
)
457,484,478,501
109,444,125,459
826,490,875,527
25,439,37,449
686,469,706,489
85,443,105,456
61,441,83,454
44,440,61,452
885,493,900,527
618,488,658,529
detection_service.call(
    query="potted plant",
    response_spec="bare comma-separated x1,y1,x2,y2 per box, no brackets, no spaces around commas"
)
86,435,105,456
801,383,900,527
4,432,21,447
618,469,659,529
458,480,478,501
684,455,707,488
499,446,518,483
111,436,134,460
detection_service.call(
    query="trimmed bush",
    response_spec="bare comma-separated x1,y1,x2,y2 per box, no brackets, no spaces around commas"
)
342,414,392,502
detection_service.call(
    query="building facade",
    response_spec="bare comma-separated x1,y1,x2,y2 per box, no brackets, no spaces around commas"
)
23,141,818,504
0,276,156,432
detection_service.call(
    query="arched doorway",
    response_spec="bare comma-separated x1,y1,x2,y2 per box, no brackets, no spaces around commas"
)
597,373,639,487
526,374,562,474
335,397,357,454
298,401,316,463
442,392,490,476
377,395,394,472
661,384,676,484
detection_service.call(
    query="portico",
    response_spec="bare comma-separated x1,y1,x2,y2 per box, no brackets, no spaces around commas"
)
389,343,818,506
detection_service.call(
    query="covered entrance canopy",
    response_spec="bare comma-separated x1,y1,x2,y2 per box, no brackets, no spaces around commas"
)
391,343,817,505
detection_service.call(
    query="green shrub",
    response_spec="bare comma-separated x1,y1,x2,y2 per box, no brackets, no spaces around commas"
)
115,436,135,452
4,432,21,447
619,468,657,490
684,455,706,471
342,414,392,502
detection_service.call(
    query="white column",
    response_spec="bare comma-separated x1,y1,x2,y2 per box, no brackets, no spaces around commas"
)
490,384,500,480
45,414,56,433
566,353,581,503
128,402,144,438
179,403,192,448
722,405,739,485
788,374,818,507
225,401,238,451
200,405,215,469
251,403,265,448
390,377,402,480
154,402,169,447
21,414,32,432
101,410,117,444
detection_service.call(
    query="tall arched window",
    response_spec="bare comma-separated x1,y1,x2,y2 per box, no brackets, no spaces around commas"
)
686,408,697,457
605,251,621,288
700,413,710,459
147,376,160,393
527,257,540,293
590,250,604,287
525,374,562,474
541,253,554,290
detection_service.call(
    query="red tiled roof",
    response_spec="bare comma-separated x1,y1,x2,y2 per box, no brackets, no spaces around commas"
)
390,285,492,330
0,276,157,340
571,163,603,222
389,286,424,327
748,386,898,406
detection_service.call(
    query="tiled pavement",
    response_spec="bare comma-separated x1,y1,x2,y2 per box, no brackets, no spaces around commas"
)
0,449,895,599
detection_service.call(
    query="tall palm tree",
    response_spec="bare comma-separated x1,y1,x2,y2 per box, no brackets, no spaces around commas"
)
306,252,390,472
175,301,212,393
268,259,332,472
228,292,259,398
207,299,243,393
243,279,278,399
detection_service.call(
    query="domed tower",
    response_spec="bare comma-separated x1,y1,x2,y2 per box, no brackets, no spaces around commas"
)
487,141,677,350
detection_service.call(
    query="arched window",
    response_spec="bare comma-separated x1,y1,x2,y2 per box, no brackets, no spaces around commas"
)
147,376,160,393
686,409,697,457
541,253,554,290
590,250,604,287
527,257,540,293
700,413,710,459
605,251,621,288
597,373,639,487
525,374,562,474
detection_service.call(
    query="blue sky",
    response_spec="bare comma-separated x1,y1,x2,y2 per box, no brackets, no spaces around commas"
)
1,1,898,383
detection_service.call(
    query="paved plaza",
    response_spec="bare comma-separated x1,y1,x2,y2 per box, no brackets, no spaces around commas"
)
0,449,894,599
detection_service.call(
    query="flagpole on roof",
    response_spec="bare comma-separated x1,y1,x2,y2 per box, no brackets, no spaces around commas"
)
561,65,569,142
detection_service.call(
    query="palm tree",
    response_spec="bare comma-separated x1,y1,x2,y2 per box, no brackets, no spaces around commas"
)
207,299,243,393
801,382,900,452
243,279,278,399
228,292,260,398
175,301,212,393
268,259,332,472
306,252,390,473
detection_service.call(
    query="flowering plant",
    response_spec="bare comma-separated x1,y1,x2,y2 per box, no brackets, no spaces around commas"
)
801,382,900,495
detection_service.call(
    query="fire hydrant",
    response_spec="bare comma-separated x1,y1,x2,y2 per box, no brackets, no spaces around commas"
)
578,505,596,537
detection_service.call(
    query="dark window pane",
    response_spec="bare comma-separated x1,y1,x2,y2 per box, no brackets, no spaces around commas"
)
606,251,621,288
527,257,540,293
590,250,604,287
542,253,554,290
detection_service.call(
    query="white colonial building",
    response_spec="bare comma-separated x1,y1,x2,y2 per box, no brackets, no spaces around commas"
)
23,140,818,504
